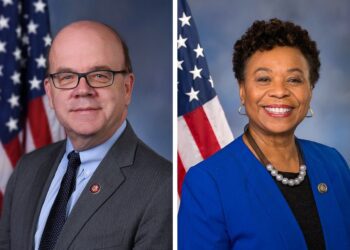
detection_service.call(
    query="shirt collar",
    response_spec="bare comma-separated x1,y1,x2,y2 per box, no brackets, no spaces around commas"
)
65,120,127,164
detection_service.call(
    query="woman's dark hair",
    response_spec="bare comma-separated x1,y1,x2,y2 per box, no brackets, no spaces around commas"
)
233,18,320,88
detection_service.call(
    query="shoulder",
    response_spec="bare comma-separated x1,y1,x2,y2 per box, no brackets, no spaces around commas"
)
23,140,66,159
187,135,246,178
134,138,172,178
298,138,347,165
298,138,350,179
119,122,172,183
15,140,65,173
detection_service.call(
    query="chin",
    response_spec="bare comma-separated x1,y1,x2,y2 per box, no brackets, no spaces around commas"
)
257,120,298,135
69,123,103,136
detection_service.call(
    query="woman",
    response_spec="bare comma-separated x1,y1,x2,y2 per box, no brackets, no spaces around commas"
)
178,18,350,250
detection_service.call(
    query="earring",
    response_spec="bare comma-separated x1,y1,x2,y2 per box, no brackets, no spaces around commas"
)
306,107,314,118
238,104,247,115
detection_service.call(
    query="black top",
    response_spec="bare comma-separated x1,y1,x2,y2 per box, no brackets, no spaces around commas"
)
275,172,326,250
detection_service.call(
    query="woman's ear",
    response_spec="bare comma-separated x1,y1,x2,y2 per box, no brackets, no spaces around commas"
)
239,81,245,105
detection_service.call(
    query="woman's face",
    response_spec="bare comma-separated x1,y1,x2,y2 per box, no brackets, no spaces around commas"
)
239,46,312,136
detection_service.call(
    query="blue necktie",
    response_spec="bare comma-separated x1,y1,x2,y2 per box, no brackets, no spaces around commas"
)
39,151,81,250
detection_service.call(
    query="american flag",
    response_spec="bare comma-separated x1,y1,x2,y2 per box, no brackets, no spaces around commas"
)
177,0,234,196
0,0,64,214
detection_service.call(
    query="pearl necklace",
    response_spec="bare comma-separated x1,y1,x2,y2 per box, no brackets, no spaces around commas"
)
245,128,307,187
266,163,306,186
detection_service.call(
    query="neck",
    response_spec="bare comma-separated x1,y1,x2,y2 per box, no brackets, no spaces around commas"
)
243,124,300,173
68,119,125,151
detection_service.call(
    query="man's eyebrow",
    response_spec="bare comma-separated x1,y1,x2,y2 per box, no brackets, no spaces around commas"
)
89,65,114,71
51,65,114,73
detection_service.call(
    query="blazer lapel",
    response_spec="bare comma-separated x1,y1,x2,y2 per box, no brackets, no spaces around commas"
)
28,141,66,248
303,144,350,249
55,123,138,249
238,138,307,250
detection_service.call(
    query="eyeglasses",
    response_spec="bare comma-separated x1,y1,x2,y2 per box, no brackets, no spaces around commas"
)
49,69,128,89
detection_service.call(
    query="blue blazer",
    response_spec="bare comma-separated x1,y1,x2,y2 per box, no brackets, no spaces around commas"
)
179,136,350,250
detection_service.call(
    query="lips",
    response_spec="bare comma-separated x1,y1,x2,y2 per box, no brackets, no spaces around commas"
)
71,107,101,112
263,105,293,117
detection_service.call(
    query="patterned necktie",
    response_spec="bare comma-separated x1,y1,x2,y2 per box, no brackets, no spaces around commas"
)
39,151,81,250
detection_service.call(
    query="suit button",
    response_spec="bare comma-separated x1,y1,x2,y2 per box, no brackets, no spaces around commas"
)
317,183,328,194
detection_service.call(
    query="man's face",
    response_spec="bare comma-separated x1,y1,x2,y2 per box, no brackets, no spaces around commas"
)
45,22,134,150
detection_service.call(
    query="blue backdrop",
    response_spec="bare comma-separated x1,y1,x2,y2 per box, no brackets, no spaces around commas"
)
188,0,350,163
47,0,172,160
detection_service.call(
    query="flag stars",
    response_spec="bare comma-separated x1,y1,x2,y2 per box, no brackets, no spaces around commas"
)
6,117,19,132
189,65,202,80
35,54,46,68
27,20,39,34
20,58,27,68
30,76,41,90
17,2,22,13
43,33,51,46
1,0,13,7
11,71,21,84
185,87,200,102
15,26,21,38
177,60,184,70
22,34,29,45
0,40,6,53
33,0,46,13
179,12,191,27
177,35,187,49
193,44,204,58
209,76,214,88
8,94,20,108
0,65,3,76
13,47,21,61
0,15,10,30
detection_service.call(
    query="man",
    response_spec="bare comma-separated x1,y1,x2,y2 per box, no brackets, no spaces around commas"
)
0,20,172,250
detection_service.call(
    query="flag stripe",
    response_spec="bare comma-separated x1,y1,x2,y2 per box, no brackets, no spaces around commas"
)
42,95,65,142
177,0,234,197
178,116,203,169
3,136,22,167
0,0,65,213
25,120,36,153
0,144,13,191
183,106,221,159
28,97,53,148
178,154,187,197
203,96,234,147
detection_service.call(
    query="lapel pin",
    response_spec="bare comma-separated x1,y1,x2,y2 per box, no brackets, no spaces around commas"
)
317,183,328,194
90,184,101,194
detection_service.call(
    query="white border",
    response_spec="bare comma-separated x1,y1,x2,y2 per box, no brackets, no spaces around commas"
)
172,0,178,249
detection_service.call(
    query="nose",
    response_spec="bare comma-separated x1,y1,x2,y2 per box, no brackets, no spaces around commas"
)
73,76,95,97
268,80,290,99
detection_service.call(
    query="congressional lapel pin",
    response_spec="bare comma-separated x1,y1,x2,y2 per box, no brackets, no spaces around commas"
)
90,184,101,194
317,183,328,194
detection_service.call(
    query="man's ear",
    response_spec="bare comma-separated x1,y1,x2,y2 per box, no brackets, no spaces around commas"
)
124,73,135,106
44,78,54,109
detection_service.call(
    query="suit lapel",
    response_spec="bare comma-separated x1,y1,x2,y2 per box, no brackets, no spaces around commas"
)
55,123,138,249
237,137,307,250
28,141,66,248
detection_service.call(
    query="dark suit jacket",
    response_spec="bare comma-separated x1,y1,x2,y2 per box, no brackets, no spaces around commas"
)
0,123,172,250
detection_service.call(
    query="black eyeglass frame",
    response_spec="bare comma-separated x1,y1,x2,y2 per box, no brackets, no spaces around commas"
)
49,69,128,90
